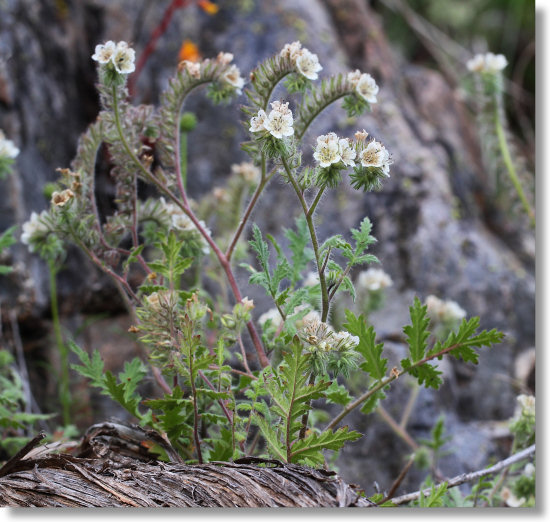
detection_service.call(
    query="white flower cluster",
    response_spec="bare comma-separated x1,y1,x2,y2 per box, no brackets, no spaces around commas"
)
347,69,379,104
21,211,50,252
92,41,136,74
313,133,356,168
280,41,322,81
300,317,359,353
0,129,19,159
249,100,294,139
312,130,391,176
160,197,211,255
357,268,393,292
425,295,467,323
466,52,508,74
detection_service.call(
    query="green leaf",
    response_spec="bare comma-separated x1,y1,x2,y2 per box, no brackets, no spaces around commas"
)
325,381,353,406
253,414,286,461
401,357,443,389
403,297,430,362
344,310,387,380
289,426,362,464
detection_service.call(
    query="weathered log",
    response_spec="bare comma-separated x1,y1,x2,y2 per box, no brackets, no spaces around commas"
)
0,422,370,507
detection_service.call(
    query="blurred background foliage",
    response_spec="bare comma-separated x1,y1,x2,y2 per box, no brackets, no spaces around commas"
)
375,0,535,159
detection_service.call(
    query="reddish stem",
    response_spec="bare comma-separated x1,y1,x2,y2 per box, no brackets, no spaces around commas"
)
128,0,194,97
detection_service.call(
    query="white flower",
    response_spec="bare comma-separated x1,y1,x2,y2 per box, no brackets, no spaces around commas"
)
426,295,467,323
216,52,234,65
21,211,50,250
466,54,486,72
303,271,320,287
231,162,260,184
347,69,362,87
313,133,341,167
0,130,19,159
517,394,535,417
467,52,507,73
357,268,393,292
296,49,322,80
442,300,466,322
112,41,136,74
484,52,508,72
280,41,303,62
501,487,525,508
338,138,356,167
180,60,201,79
258,308,283,329
222,64,245,94
263,101,294,139
249,109,267,132
359,140,391,176
524,463,535,478
356,73,379,104
92,40,117,64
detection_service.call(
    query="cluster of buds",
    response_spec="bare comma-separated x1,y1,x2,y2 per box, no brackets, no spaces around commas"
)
299,318,359,353
92,41,136,74
280,41,323,81
249,100,294,139
179,51,245,94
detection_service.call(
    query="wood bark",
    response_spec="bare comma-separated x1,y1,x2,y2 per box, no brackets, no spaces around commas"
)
0,422,370,508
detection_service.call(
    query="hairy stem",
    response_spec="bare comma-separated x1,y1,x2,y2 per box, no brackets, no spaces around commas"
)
112,84,269,368
282,156,329,321
494,106,535,226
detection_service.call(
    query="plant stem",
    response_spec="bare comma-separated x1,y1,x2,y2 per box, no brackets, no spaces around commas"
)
386,444,535,507
325,340,474,431
112,84,269,368
281,156,330,322
298,373,316,440
376,405,418,450
494,107,535,226
226,155,271,262
48,261,71,426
